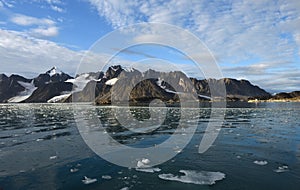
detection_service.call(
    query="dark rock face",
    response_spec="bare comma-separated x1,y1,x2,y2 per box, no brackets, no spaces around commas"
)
192,78,271,100
0,74,31,103
273,91,300,99
94,68,196,105
24,82,73,103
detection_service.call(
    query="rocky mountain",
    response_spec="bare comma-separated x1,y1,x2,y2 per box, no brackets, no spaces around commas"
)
69,65,270,104
0,74,31,102
0,67,73,103
192,78,271,101
272,91,300,99
0,65,278,104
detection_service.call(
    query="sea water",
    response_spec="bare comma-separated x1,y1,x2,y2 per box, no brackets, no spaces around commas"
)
0,102,299,189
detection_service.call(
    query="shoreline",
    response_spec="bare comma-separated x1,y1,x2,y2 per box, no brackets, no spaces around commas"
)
248,99,300,103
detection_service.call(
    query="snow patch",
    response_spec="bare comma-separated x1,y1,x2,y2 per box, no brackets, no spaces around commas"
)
105,78,118,85
47,93,71,103
198,94,212,100
66,73,97,92
124,67,135,72
156,78,165,89
158,170,225,185
48,66,62,77
8,81,37,103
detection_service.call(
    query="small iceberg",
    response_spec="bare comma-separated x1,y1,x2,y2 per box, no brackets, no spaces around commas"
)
102,175,112,180
136,167,161,173
82,176,97,184
120,187,129,190
49,155,57,160
274,165,289,173
136,158,150,168
70,168,78,173
253,160,268,166
158,170,225,185
135,158,161,173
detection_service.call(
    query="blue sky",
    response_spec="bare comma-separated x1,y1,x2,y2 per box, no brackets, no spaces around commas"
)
0,0,299,92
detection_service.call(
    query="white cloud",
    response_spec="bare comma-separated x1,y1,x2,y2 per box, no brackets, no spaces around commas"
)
10,14,59,37
27,0,65,12
87,0,300,62
50,5,64,13
87,0,300,92
0,29,130,78
0,0,14,8
11,14,55,26
30,26,58,37
0,29,81,76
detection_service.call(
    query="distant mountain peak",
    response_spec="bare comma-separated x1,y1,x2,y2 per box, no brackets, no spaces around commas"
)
46,66,62,76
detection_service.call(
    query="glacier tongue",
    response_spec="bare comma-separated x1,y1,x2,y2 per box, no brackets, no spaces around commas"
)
8,81,37,103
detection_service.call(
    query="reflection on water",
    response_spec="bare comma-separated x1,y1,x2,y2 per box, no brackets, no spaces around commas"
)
0,103,299,189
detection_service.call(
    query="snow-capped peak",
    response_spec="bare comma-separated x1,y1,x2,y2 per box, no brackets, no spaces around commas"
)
46,66,62,76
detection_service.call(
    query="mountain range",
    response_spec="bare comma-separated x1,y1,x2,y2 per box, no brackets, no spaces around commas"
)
0,65,298,104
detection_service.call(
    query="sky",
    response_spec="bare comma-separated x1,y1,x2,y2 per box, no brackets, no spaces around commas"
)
0,0,299,92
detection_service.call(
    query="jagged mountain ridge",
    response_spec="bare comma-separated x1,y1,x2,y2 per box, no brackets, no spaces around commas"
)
0,65,274,103
0,67,73,103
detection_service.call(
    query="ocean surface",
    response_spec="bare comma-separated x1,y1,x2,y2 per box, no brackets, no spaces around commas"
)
0,102,300,190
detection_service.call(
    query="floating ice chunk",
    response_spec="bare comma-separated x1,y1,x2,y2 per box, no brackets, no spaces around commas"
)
274,165,289,173
158,170,225,185
136,167,161,173
253,160,268,166
141,158,150,165
49,155,57,160
70,168,78,173
82,176,97,184
120,187,129,190
136,158,151,168
36,138,43,142
137,161,145,168
102,175,112,180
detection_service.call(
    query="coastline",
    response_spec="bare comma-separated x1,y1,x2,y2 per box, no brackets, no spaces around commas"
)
248,98,300,103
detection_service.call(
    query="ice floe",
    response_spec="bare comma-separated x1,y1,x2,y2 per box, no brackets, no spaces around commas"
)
135,158,161,173
49,155,57,160
274,165,289,173
120,187,129,190
136,167,161,173
82,176,97,184
136,158,151,168
102,175,112,180
253,160,268,166
70,168,78,173
158,170,225,185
